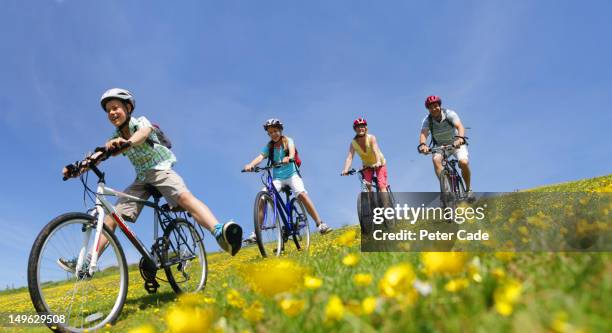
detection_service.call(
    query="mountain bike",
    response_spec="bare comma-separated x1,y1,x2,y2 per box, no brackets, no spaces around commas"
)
342,167,396,234
241,162,310,257
425,144,467,210
27,144,207,332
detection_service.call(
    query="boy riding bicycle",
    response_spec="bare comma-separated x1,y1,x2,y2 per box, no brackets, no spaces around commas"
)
341,118,389,191
243,118,332,242
59,88,242,272
417,95,474,200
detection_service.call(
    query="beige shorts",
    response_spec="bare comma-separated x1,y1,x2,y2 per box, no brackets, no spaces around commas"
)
115,169,189,222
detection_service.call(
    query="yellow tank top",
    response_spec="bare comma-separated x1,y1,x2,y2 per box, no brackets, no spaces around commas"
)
351,134,385,167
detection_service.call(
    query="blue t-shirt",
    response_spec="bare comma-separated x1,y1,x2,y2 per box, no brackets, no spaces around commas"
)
261,137,298,180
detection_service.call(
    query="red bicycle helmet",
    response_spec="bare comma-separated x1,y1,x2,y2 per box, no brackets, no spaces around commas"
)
353,117,368,128
425,95,442,108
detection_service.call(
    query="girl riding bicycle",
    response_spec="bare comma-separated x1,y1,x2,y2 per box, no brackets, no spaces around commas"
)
243,118,332,243
341,118,390,192
58,88,242,272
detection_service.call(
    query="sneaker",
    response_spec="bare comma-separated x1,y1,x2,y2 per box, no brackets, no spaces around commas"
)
57,257,77,273
214,221,243,256
466,190,476,203
318,222,333,235
244,232,257,244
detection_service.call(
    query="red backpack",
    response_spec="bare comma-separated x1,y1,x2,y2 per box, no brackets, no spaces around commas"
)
267,137,302,168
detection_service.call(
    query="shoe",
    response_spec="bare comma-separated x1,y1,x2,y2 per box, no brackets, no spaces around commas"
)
318,222,333,235
466,190,476,203
244,232,257,244
57,257,77,273
214,221,243,256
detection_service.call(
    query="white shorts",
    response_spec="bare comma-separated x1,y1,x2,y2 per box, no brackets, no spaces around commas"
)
261,175,307,195
433,145,469,162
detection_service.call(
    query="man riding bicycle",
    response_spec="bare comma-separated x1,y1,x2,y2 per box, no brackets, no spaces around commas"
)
417,95,474,200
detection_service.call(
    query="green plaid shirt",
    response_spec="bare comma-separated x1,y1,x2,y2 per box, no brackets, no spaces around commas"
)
111,116,176,180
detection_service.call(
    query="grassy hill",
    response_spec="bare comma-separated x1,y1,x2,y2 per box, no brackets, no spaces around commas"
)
1,174,610,332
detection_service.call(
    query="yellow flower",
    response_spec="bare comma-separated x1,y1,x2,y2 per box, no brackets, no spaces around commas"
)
518,226,529,236
353,273,373,286
226,289,246,308
444,278,470,292
345,300,362,316
304,275,323,290
279,298,305,317
361,296,378,315
342,253,360,267
241,259,306,297
494,279,522,316
242,301,264,323
491,268,506,280
379,263,416,299
178,293,204,307
165,306,214,333
337,229,357,246
421,252,468,276
128,325,155,333
495,252,516,261
324,295,345,322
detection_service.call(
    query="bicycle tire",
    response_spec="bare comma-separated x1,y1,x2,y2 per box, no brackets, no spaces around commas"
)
28,212,128,333
253,191,283,257
289,197,310,251
357,192,375,235
439,170,457,210
163,218,208,294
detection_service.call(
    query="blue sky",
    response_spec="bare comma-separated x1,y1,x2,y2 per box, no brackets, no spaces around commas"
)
1,1,610,288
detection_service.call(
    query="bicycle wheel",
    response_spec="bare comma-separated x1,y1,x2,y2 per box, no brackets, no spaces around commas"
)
439,170,457,210
289,197,310,251
28,212,128,333
357,192,375,235
163,218,207,294
254,191,283,257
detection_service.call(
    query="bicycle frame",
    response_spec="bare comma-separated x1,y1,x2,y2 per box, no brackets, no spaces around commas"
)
433,146,465,196
260,169,296,236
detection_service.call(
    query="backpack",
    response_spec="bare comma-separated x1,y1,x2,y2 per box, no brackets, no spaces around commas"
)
427,109,454,147
133,121,173,149
267,137,302,168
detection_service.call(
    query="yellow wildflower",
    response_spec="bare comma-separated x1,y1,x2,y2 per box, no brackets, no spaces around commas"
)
444,278,470,292
353,273,373,286
362,296,378,315
324,295,345,322
494,279,522,316
242,301,264,323
337,229,357,246
165,306,214,333
379,263,416,299
304,275,323,290
128,325,155,333
226,289,246,308
241,259,306,297
342,253,360,267
278,298,305,317
495,252,516,261
421,252,468,276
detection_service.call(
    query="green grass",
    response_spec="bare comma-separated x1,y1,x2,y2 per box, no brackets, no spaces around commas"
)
1,174,610,332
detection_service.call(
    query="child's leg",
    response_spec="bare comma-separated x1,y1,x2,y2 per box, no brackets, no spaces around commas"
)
176,192,219,231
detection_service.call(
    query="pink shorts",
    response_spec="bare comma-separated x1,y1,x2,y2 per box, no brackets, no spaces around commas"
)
362,164,388,190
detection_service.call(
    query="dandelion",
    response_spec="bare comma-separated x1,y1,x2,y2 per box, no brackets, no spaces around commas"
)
242,301,264,323
444,278,470,292
421,252,468,276
337,229,357,246
362,296,378,315
226,289,246,308
494,279,522,316
166,306,214,333
304,275,323,290
491,268,506,280
241,259,306,297
324,295,345,322
278,298,305,317
379,263,417,303
353,273,373,286
495,252,516,261
128,325,155,333
342,253,360,267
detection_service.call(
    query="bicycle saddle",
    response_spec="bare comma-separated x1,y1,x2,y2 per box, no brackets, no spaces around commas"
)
145,184,163,200
280,185,292,194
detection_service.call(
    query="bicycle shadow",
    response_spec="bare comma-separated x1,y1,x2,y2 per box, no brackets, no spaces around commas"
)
120,290,177,316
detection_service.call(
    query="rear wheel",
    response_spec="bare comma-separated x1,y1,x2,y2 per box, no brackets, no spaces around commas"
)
289,198,310,251
163,218,207,294
254,191,283,257
28,212,128,332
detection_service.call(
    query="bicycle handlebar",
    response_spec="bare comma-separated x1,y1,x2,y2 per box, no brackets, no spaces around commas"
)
241,159,295,173
63,142,132,180
422,144,462,155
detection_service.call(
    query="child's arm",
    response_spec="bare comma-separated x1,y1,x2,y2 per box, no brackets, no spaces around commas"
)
281,139,296,164
418,128,429,153
244,154,266,171
370,135,384,167
105,126,153,154
341,144,355,175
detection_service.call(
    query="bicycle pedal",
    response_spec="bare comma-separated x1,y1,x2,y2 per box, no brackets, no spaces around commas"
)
144,280,160,294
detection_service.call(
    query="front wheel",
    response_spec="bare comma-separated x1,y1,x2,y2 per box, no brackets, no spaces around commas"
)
439,169,457,210
28,212,128,332
163,218,208,294
254,191,283,257
289,197,310,251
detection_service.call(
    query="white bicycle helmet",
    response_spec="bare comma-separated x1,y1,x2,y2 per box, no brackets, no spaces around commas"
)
100,88,136,111
263,118,283,130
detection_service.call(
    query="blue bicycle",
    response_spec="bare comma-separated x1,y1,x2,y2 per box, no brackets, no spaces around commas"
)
242,163,310,257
